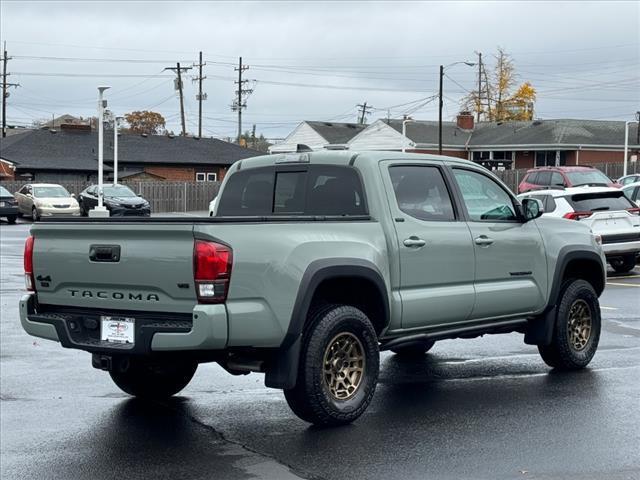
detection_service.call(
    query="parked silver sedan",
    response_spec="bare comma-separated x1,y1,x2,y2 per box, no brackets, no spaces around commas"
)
14,183,80,221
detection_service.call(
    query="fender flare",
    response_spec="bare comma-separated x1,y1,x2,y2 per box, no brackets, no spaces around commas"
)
525,247,605,346
265,258,389,389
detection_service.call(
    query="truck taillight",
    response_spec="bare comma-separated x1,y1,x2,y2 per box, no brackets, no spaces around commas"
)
193,239,232,303
563,211,592,220
24,236,35,291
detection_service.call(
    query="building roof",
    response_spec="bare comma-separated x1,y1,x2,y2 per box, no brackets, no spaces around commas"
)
0,129,261,172
304,121,367,144
362,118,640,150
383,119,473,147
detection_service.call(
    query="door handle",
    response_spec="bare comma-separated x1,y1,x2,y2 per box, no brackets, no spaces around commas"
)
403,236,426,248
474,235,494,246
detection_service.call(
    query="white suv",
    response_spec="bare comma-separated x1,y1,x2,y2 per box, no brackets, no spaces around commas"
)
518,187,640,273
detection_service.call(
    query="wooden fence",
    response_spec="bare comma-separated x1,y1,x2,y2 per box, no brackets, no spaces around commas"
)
0,181,220,213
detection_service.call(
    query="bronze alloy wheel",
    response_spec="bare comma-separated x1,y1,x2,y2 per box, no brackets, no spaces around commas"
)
323,332,366,400
567,299,592,351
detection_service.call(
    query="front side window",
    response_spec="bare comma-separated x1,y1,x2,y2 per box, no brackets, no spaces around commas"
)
453,169,518,221
389,165,455,221
550,172,565,186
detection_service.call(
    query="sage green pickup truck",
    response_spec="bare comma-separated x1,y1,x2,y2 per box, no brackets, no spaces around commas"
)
20,151,606,426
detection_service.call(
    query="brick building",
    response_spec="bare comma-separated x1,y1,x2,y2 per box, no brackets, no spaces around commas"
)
0,125,261,183
344,115,640,170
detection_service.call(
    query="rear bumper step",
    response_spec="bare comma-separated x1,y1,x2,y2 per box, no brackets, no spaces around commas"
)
19,294,228,354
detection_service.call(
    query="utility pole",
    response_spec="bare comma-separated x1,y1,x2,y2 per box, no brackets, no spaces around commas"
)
193,51,207,138
1,42,20,138
232,57,252,144
164,62,192,136
476,52,482,122
438,64,444,155
356,101,373,124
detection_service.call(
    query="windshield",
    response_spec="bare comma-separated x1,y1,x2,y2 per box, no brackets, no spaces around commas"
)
0,186,12,196
566,170,611,186
103,185,136,197
33,186,71,198
569,192,634,212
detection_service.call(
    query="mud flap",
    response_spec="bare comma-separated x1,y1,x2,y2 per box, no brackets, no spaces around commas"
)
524,306,556,346
264,335,302,389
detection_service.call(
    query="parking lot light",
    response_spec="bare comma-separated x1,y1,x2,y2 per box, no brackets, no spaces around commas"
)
89,86,111,218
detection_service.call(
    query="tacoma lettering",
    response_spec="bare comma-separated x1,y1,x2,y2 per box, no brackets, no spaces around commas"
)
67,290,159,302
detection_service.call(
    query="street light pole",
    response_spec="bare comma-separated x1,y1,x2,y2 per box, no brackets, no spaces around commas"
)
113,116,123,185
623,120,638,177
89,86,110,217
438,61,476,156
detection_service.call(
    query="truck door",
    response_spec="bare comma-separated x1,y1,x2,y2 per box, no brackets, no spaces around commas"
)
380,161,476,329
449,167,547,319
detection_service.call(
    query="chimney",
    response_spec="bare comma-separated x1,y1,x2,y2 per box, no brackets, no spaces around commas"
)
456,111,474,131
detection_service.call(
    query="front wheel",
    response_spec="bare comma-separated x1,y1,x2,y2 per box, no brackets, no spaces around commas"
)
538,279,600,370
284,305,379,426
31,207,40,222
109,358,198,399
611,254,637,274
6,215,17,224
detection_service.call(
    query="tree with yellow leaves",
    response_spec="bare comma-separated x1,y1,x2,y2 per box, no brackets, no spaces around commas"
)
463,48,536,122
123,111,166,135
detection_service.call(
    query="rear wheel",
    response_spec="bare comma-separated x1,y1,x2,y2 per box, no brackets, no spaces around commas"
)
110,358,198,399
538,279,600,370
6,215,17,224
611,254,637,274
284,305,379,426
391,340,435,357
79,200,88,216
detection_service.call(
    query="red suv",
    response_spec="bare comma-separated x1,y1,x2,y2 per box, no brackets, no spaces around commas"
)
517,166,620,194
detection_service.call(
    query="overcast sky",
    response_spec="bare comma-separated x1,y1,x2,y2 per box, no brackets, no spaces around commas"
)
1,1,639,139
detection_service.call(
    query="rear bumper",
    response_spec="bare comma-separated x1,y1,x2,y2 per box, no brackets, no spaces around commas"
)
19,294,228,354
602,240,640,257
0,206,18,216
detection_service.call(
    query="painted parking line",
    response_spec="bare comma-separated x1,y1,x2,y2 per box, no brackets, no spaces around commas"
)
601,306,618,310
606,281,640,287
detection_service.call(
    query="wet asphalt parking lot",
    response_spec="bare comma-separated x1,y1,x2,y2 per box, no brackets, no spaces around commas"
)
1,219,639,480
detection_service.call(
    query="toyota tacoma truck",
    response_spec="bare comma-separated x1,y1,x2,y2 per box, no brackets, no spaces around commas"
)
19,151,606,426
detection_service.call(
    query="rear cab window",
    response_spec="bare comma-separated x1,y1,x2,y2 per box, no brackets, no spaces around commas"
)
569,191,635,212
565,170,611,187
217,165,367,217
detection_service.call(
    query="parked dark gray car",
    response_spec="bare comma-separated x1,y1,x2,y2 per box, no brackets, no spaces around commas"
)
0,185,18,224
78,184,150,216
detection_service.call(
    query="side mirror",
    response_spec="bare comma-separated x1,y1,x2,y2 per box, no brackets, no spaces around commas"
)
137,193,143,197
522,198,544,221
71,193,76,198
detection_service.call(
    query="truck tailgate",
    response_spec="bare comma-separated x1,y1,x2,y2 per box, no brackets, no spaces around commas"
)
31,223,197,313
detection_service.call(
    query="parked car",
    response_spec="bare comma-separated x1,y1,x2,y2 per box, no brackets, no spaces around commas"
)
20,151,607,426
78,184,150,217
14,183,80,221
0,185,18,224
617,174,640,186
518,186,640,273
517,166,620,194
622,181,640,205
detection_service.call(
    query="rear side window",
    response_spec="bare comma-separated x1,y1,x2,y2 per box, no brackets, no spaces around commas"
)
389,165,455,221
536,172,552,186
550,172,564,186
526,172,538,184
569,192,634,212
217,165,367,216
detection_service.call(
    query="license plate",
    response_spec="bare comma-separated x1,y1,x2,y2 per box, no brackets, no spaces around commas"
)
100,316,135,344
0,201,5,207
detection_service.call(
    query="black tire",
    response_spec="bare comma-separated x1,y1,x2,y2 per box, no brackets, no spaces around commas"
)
284,305,379,426
6,215,17,224
79,200,87,216
31,207,39,222
109,358,198,399
538,279,600,370
391,340,435,357
611,255,636,274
